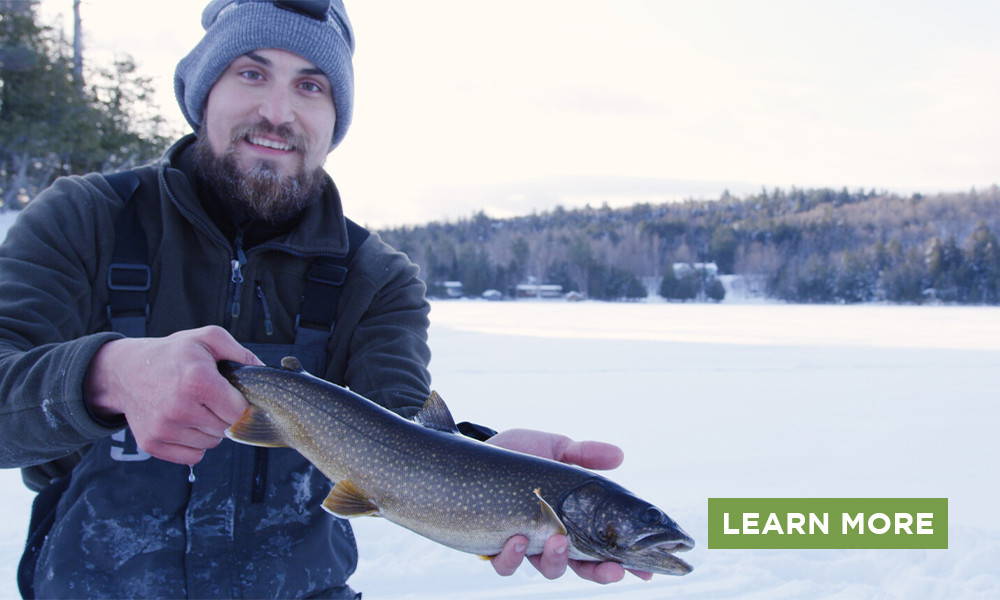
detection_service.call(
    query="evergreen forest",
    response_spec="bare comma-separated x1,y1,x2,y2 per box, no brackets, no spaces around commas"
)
376,186,1000,305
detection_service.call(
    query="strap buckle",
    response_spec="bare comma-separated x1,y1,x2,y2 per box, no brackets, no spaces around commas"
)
306,263,348,287
107,263,151,292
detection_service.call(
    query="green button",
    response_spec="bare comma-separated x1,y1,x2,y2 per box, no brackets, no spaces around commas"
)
707,498,948,549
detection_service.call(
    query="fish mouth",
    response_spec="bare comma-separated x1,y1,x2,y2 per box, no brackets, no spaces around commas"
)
630,531,695,553
629,531,695,575
218,360,244,385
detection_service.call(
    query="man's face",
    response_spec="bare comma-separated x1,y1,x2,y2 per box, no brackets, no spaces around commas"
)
198,48,337,222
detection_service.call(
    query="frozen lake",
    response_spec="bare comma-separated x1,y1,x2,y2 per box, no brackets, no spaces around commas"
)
1,299,998,598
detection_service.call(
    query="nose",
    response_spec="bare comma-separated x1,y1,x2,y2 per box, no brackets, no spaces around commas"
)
257,85,295,126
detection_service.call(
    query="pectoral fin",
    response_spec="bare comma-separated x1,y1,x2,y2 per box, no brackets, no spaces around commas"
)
322,480,380,518
224,406,289,448
476,491,566,561
535,488,567,536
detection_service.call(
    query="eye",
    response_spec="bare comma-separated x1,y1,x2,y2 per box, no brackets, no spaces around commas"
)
299,81,324,93
239,69,265,81
644,507,667,525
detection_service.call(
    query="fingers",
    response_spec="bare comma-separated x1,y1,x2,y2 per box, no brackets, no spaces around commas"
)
567,559,627,584
194,325,264,366
131,400,232,465
146,444,206,467
525,535,569,579
492,534,648,585
487,428,624,471
85,326,261,467
491,535,528,576
138,427,223,466
176,358,248,426
560,439,624,471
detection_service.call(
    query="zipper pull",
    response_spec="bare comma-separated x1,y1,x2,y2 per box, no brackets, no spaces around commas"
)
256,284,274,336
231,259,244,283
230,231,248,319
231,259,244,318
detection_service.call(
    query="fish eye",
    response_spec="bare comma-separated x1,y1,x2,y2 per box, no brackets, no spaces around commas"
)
644,507,666,525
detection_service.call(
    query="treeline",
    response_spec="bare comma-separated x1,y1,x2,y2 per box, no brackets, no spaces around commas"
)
375,186,1000,304
0,0,172,209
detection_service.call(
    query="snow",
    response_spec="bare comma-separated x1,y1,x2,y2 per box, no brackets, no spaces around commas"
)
0,230,998,596
341,301,1000,599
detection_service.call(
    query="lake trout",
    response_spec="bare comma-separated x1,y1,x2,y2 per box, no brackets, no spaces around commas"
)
219,357,694,575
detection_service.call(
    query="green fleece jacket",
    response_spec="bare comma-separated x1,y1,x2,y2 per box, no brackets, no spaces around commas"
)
0,134,431,483
0,135,433,598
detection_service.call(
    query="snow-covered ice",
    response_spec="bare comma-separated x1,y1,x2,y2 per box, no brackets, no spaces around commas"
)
0,268,998,597
344,301,1000,599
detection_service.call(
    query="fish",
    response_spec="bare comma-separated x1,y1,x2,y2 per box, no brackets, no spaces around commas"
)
219,357,694,575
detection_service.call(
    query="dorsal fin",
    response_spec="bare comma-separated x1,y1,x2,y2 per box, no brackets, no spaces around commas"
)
413,391,459,433
280,356,305,372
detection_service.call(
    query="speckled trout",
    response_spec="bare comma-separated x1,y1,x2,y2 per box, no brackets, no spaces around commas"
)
219,357,694,575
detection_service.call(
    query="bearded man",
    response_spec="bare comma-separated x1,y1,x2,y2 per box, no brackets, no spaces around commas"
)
0,1,631,597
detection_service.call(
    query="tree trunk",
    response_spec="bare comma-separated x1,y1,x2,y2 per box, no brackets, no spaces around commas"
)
72,0,84,89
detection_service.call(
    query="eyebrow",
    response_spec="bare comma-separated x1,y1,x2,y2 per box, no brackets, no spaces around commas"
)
244,51,327,78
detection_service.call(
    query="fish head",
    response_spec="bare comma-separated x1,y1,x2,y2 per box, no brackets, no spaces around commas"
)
556,479,694,575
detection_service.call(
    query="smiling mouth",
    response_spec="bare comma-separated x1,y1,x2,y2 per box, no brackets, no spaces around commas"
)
247,136,295,152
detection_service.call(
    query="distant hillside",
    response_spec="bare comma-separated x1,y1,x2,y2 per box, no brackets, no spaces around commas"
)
376,186,1000,304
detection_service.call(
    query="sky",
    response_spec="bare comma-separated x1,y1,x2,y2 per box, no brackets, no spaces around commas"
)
36,0,1000,228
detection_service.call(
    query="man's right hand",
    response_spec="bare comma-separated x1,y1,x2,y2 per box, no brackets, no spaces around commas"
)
84,325,263,465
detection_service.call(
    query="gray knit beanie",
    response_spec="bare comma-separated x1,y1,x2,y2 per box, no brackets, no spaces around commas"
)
174,0,355,151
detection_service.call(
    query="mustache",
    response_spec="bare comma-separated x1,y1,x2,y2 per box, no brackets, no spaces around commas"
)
229,121,308,155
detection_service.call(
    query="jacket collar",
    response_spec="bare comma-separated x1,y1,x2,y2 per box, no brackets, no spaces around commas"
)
158,134,351,257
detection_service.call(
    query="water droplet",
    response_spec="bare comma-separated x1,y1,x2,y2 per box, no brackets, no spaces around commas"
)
189,466,196,483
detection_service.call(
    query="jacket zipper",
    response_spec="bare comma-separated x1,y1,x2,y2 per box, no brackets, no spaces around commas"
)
227,231,273,503
226,230,248,328
159,167,344,518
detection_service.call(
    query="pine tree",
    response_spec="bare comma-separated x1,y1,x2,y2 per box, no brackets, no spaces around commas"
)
966,221,1000,303
0,0,172,209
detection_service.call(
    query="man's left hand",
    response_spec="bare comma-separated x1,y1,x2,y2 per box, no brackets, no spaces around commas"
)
485,428,653,584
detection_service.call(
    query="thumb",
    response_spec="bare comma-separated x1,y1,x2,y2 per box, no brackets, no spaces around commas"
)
195,325,264,366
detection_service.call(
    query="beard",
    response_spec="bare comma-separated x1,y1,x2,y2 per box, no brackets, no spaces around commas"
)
194,121,327,224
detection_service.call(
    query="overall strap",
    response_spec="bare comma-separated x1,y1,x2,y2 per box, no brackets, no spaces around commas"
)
293,218,369,353
105,171,149,337
105,172,370,351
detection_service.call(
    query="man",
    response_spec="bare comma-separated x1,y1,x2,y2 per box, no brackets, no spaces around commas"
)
0,1,635,597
